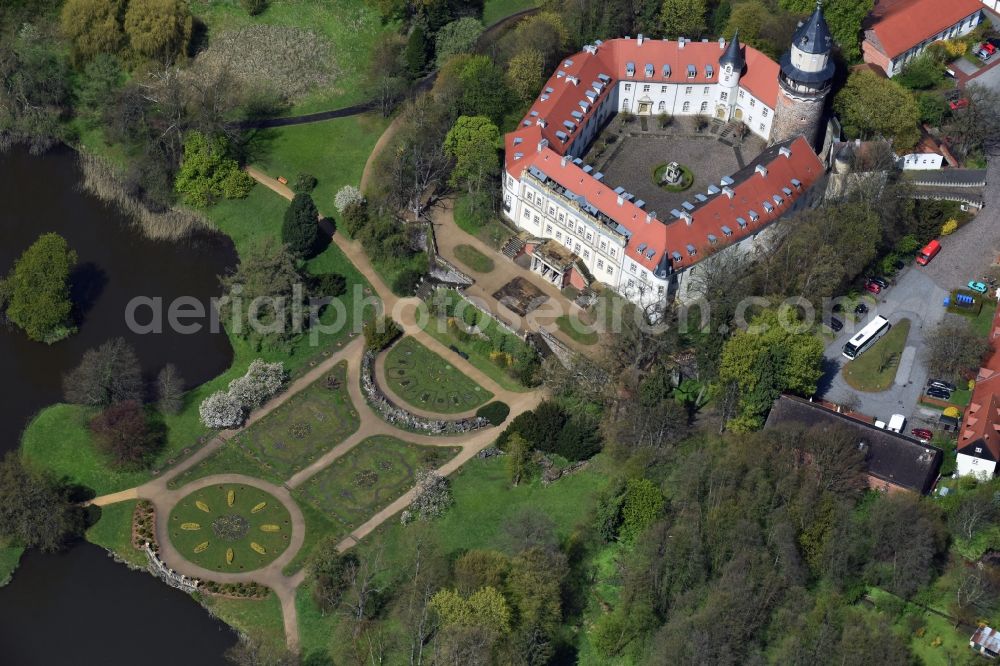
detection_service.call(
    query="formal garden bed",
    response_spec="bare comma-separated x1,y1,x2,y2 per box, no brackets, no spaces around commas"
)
169,362,358,488
453,244,495,273
295,436,461,532
383,337,493,414
652,162,694,192
169,484,292,573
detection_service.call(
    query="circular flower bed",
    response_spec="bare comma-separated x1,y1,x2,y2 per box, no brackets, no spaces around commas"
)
168,484,291,572
354,469,378,488
652,163,694,192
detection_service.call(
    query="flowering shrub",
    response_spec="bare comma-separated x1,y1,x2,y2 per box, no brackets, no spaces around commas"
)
941,219,958,235
200,359,286,428
199,390,246,429
411,470,453,520
334,185,364,213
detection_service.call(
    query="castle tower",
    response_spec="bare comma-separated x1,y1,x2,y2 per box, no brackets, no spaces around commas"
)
771,3,835,149
718,31,744,121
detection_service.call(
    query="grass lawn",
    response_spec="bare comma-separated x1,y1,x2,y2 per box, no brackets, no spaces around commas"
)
0,542,24,587
556,314,600,345
453,193,516,249
295,436,461,532
20,405,149,496
282,499,343,576
842,319,911,392
296,585,339,660
418,317,530,393
248,113,389,217
483,0,539,24
972,300,998,337
190,0,395,112
384,337,493,413
454,244,495,273
86,500,146,568
866,587,971,666
367,455,609,559
200,591,287,652
169,484,293,573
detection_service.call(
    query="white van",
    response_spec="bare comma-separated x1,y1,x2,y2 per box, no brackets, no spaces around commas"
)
887,414,906,433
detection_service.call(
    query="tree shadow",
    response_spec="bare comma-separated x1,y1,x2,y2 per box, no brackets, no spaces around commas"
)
815,356,843,397
70,261,107,322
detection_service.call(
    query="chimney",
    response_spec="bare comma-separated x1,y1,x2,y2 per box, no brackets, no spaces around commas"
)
537,139,548,153
719,37,726,49
678,38,686,49
755,164,768,178
722,186,735,199
638,33,644,46
560,155,570,167
680,211,692,225
616,194,624,206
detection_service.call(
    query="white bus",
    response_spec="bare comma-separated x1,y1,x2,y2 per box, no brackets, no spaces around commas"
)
842,316,891,360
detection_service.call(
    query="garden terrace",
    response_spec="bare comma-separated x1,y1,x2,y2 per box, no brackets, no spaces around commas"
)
383,337,494,414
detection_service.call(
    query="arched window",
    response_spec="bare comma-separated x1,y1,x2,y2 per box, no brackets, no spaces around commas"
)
682,101,690,112
699,101,708,112
658,101,665,111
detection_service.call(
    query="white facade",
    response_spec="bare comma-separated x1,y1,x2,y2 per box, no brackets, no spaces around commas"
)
616,81,774,141
957,451,997,479
899,151,945,170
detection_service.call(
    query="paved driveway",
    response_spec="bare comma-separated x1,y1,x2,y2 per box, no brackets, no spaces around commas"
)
817,267,948,426
919,160,1000,289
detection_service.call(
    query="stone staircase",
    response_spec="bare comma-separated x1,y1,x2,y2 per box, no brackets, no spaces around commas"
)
501,235,526,260
718,121,741,143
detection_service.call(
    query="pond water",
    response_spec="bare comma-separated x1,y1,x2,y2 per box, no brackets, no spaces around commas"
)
0,146,239,663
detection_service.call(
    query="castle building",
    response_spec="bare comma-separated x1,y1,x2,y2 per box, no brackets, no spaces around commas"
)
501,9,835,308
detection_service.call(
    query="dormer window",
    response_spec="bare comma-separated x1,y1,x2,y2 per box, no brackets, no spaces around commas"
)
687,64,696,79
705,65,714,78
626,61,635,76
662,64,671,78
645,63,654,77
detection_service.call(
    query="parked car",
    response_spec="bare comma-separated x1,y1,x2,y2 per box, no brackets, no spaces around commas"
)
969,280,989,294
867,276,889,289
950,98,969,111
865,282,882,295
911,428,933,442
855,303,869,315
827,317,844,332
978,42,997,61
927,387,952,400
928,379,957,392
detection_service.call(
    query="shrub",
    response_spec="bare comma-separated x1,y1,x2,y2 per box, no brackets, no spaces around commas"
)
552,416,602,461
391,267,424,296
293,172,317,193
227,359,286,410
476,401,510,425
411,470,453,519
5,233,77,343
174,132,253,207
308,272,346,298
239,0,268,15
941,219,958,235
363,316,402,351
199,391,245,429
281,193,320,258
334,185,363,213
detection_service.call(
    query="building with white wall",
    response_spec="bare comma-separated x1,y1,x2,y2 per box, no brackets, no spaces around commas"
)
501,11,834,308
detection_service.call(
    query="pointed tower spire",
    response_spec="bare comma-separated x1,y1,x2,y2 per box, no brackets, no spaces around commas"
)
793,4,833,54
719,30,745,72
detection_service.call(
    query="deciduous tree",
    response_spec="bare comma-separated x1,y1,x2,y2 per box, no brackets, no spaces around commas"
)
925,316,992,382
435,17,483,68
59,0,126,65
123,0,193,63
4,232,77,343
443,115,499,195
0,453,84,552
64,337,143,407
660,0,707,37
834,69,920,150
174,131,254,207
89,400,163,470
156,363,184,415
505,48,545,105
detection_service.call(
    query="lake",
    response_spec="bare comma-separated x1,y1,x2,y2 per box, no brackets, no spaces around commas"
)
0,145,239,664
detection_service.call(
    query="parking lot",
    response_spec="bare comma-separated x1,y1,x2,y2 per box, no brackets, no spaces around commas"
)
818,267,947,427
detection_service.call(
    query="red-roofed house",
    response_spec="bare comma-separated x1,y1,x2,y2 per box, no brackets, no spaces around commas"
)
502,10,834,306
862,0,984,78
957,301,1000,478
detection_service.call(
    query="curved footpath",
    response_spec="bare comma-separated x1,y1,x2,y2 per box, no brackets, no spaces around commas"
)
90,168,545,652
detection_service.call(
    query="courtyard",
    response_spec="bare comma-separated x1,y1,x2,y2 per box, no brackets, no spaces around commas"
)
581,122,766,217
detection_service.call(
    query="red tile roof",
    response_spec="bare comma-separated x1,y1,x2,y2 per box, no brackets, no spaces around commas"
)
507,135,823,273
514,37,779,153
958,303,1000,460
866,0,983,60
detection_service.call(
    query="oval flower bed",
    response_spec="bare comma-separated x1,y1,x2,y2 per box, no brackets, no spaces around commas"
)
168,484,291,573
